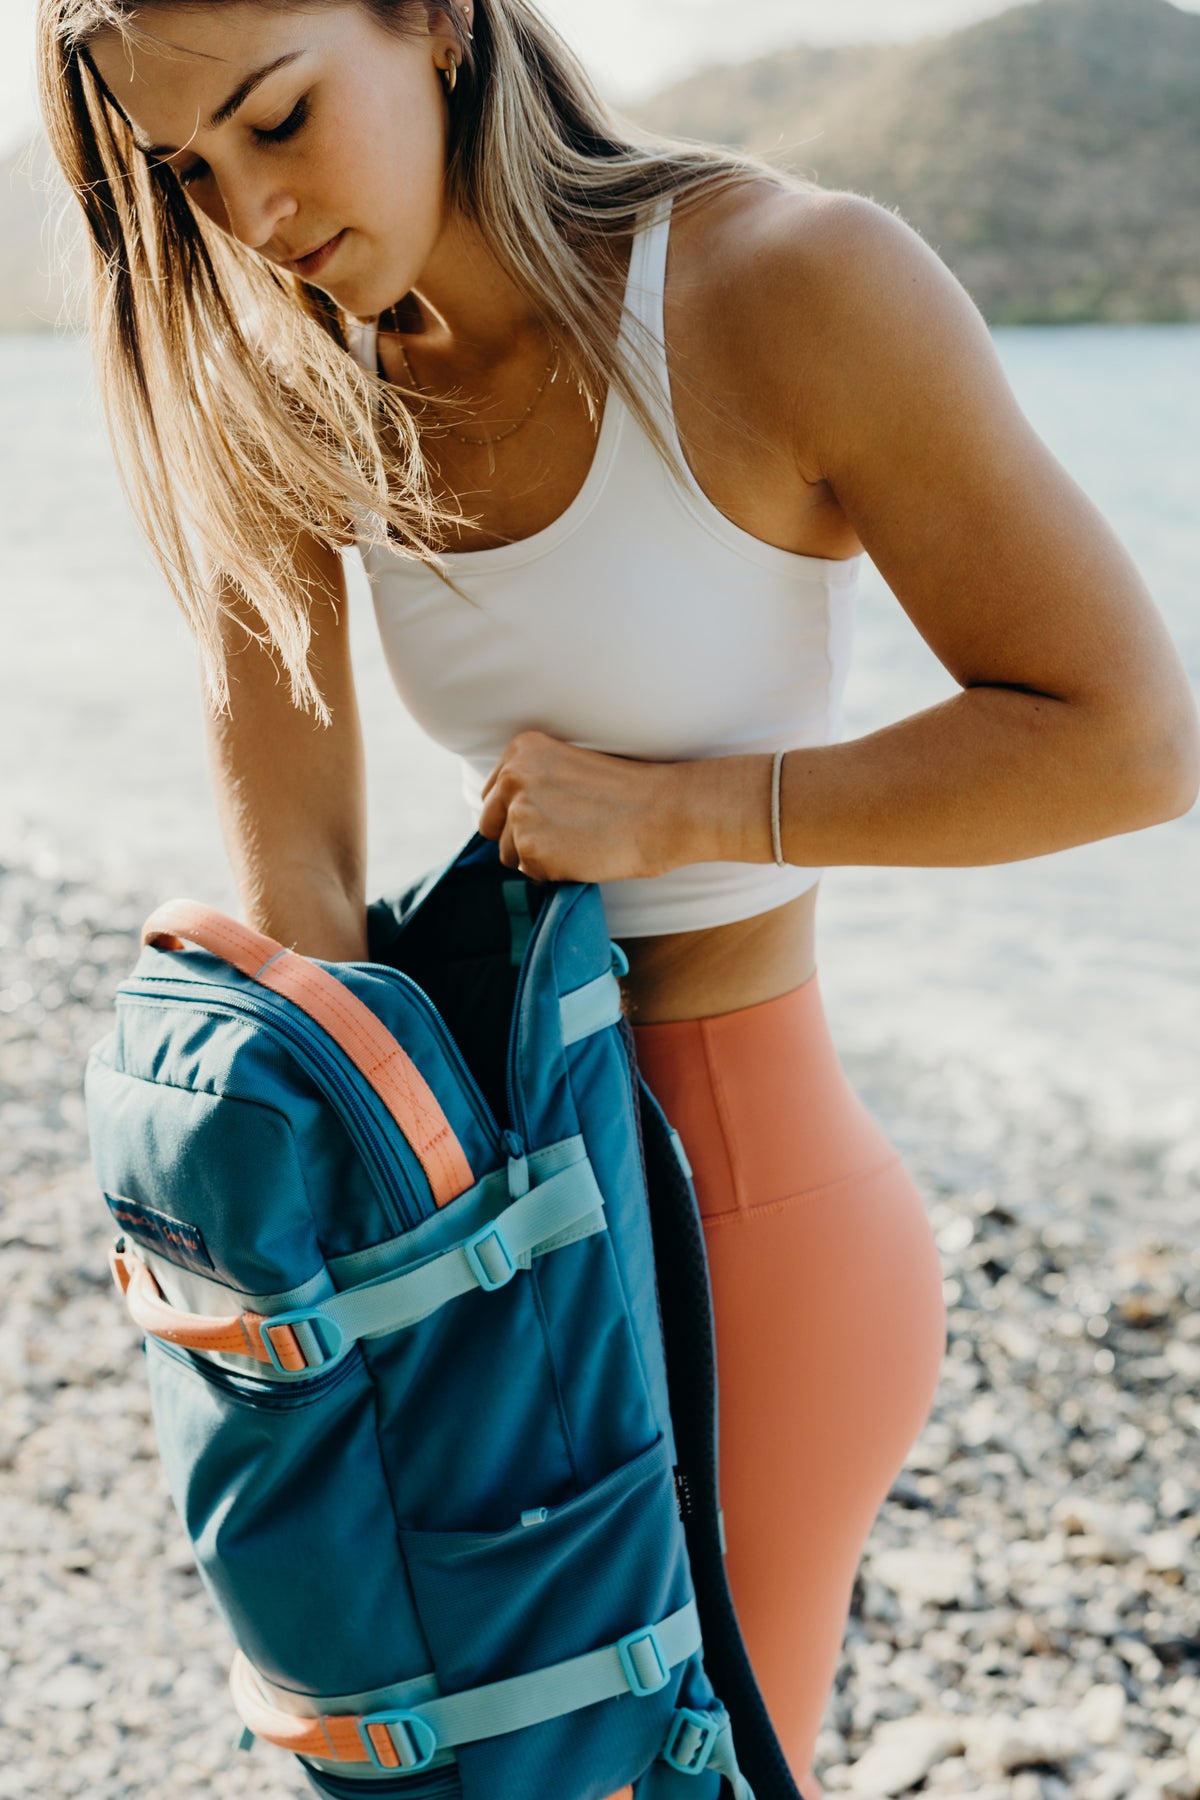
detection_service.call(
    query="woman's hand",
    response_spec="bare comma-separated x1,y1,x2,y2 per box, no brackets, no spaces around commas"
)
477,730,686,884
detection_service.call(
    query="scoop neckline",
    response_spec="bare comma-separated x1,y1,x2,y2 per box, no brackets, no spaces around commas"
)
368,223,646,576
365,203,863,582
415,379,627,573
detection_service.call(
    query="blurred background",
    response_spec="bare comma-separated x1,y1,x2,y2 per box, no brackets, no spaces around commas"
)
2,2,1198,1798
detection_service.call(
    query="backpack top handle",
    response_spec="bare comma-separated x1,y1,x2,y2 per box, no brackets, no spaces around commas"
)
141,901,474,1208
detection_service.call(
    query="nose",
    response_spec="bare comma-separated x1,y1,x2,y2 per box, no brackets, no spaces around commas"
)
219,175,298,253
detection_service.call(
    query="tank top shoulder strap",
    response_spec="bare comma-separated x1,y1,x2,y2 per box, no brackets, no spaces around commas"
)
616,196,674,413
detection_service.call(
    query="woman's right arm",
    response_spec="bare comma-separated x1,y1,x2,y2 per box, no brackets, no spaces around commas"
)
204,532,370,962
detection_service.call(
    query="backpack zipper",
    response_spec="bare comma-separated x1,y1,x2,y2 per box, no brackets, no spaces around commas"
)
118,978,439,1233
504,883,561,1147
348,962,503,1150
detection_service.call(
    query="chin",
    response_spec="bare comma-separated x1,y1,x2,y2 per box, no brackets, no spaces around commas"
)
302,275,366,316
316,271,399,321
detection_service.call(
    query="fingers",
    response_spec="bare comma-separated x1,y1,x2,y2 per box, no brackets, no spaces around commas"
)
474,733,563,881
498,819,523,872
476,795,501,842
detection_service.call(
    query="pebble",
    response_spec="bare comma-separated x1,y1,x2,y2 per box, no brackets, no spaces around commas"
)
846,1716,965,1795
1156,1765,1200,1800
40,1664,102,1711
1078,1682,1128,1746
4,855,1199,1799
1081,1754,1140,1800
966,1709,1085,1776
871,1548,977,1610
1144,1531,1193,1575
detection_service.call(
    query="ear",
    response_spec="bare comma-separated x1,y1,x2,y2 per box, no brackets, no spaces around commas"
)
425,0,473,48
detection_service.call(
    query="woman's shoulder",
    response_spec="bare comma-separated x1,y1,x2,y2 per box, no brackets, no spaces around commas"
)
669,176,997,469
674,177,970,332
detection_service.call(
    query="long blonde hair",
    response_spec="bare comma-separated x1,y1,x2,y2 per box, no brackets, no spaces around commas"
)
38,0,795,716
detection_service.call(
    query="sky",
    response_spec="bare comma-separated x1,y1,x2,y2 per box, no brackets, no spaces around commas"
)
6,0,1200,159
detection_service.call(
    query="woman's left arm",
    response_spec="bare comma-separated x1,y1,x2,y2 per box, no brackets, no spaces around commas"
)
479,192,1198,882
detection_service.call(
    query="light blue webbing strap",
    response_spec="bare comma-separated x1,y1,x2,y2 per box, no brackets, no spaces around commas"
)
560,969,624,1048
408,1597,701,1751
235,1601,704,1772
236,1610,758,1793
661,1706,756,1798
260,1156,606,1372
710,1720,755,1800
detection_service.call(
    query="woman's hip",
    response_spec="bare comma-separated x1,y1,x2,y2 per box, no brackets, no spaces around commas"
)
631,968,921,1221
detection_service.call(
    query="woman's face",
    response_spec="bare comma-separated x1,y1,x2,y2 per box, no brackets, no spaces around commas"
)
88,1,462,317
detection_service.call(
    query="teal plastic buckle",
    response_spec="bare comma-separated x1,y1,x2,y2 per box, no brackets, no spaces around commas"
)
464,1221,517,1292
617,1625,670,1697
663,1708,720,1775
261,1309,345,1374
357,1710,438,1772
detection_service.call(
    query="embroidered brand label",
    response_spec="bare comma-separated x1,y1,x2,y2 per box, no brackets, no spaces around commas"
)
105,1194,215,1276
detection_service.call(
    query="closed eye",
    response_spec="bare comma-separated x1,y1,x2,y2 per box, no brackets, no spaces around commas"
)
252,95,309,146
174,96,309,189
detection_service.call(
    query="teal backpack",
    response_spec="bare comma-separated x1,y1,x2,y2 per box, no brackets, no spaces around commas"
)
86,833,806,1799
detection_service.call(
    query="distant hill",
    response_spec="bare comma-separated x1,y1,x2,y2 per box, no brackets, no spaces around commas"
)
5,0,1200,328
635,0,1200,323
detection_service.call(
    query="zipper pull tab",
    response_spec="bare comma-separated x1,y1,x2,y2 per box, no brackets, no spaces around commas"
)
503,1130,530,1199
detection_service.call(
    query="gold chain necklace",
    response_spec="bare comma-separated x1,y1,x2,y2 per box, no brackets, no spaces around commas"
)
388,327,561,472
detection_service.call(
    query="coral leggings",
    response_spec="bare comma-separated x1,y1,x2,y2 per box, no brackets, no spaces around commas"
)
605,971,947,1799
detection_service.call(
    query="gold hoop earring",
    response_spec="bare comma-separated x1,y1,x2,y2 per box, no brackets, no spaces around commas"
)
442,52,458,95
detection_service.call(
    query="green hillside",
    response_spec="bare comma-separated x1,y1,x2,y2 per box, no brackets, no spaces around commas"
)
634,0,1200,323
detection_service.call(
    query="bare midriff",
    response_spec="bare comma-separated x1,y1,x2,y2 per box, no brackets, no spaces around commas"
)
614,885,819,1026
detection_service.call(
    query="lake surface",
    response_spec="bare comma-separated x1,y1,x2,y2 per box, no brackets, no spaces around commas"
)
1,326,1197,1231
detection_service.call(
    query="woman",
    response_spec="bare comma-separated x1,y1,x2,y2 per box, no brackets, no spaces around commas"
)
40,0,1199,1791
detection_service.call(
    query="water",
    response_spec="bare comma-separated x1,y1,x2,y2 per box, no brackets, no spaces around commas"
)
1,326,1197,1229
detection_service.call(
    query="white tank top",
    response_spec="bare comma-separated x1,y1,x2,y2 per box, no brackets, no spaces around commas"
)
351,198,861,937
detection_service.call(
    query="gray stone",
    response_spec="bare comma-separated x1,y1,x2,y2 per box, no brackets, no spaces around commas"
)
847,1716,966,1796
870,1549,977,1610
1078,1682,1129,1747
40,1663,101,1710
1081,1754,1140,1800
965,1708,1085,1775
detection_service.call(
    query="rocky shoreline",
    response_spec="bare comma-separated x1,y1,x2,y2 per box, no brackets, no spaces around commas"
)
2,853,1197,1798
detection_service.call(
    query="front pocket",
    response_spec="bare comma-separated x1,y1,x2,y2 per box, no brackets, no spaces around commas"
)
145,1339,426,1701
398,1432,694,1800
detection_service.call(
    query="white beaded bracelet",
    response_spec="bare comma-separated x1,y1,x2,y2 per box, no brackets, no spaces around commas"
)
771,749,787,868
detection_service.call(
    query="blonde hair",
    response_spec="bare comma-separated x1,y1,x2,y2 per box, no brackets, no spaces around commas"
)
38,0,796,716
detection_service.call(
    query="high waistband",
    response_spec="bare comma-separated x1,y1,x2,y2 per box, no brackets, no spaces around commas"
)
631,973,900,1220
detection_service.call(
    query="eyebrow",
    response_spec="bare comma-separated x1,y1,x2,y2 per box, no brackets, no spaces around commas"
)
136,50,303,158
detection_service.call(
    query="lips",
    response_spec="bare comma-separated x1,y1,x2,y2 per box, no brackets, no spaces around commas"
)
287,229,347,280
